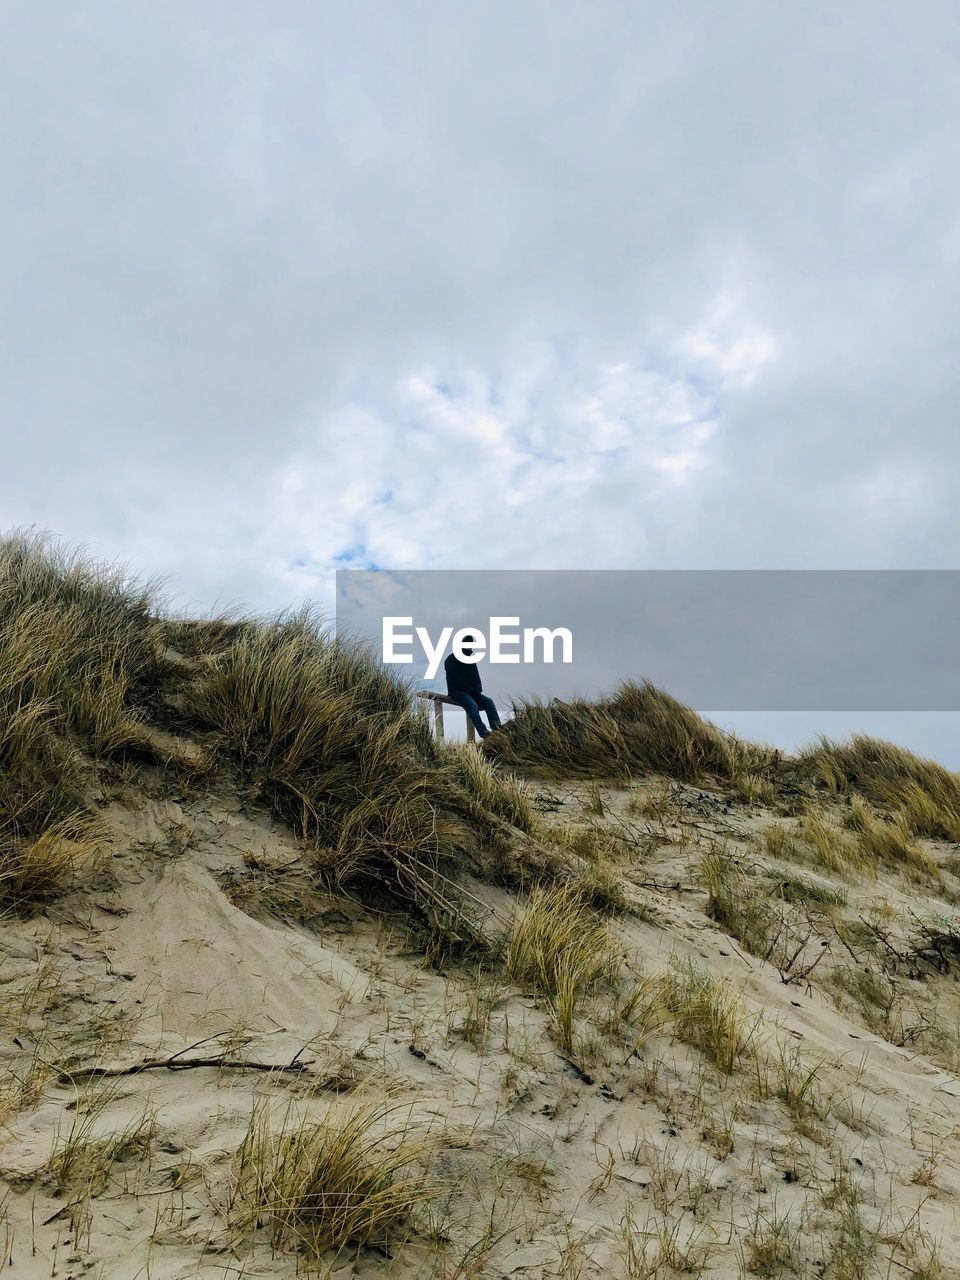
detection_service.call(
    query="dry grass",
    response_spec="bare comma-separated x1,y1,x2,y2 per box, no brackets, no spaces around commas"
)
179,607,511,935
899,782,960,843
770,1042,831,1126
449,969,503,1051
487,679,775,784
0,536,514,934
661,959,751,1074
0,533,163,903
42,1087,157,1237
701,852,776,956
800,734,960,841
731,768,780,809
845,795,938,879
619,1205,707,1277
607,973,670,1046
231,1098,436,1259
627,781,679,821
447,743,536,834
799,808,871,876
530,821,631,912
0,819,99,906
771,867,847,911
506,884,619,1052
739,1205,802,1277
0,533,596,933
760,823,805,862
822,1161,878,1280
538,822,612,862
702,852,836,984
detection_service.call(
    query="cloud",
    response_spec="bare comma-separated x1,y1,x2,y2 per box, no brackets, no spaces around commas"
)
3,1,960,755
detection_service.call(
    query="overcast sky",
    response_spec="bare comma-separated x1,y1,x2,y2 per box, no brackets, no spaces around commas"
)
4,3,960,757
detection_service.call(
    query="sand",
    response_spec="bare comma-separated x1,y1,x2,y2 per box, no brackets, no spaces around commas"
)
0,773,958,1278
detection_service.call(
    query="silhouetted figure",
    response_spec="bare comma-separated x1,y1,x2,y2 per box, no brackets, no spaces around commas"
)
444,636,502,739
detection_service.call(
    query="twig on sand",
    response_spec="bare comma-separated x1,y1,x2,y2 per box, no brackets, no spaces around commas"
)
60,1053,314,1081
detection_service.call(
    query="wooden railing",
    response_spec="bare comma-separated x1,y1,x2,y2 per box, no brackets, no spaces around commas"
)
416,690,477,742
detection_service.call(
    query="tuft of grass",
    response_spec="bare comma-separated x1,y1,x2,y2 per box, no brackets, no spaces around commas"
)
536,822,632,882
826,960,920,1048
771,1042,831,1126
823,1161,877,1280
701,852,775,954
43,1088,156,1237
487,679,775,784
0,533,163,902
760,823,805,862
898,782,960,843
799,808,870,876
701,852,832,985
619,1206,707,1278
446,744,536,834
484,696,628,778
770,867,847,911
506,884,619,1053
568,858,630,914
449,969,503,1051
627,782,678,821
731,768,780,809
661,959,751,1074
739,1205,801,1277
0,819,99,906
582,782,606,816
231,1099,435,1259
845,795,937,879
799,734,960,841
896,1225,946,1280
606,974,669,1046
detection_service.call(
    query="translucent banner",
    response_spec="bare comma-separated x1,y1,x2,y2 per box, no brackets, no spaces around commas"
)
335,570,960,711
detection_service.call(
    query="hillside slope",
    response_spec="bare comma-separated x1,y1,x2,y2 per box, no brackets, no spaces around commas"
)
0,535,959,1279
1,766,959,1279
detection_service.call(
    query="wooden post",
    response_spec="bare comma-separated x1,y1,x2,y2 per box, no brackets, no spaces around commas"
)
416,691,479,745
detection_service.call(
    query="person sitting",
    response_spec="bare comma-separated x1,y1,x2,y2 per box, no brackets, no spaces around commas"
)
444,635,502,739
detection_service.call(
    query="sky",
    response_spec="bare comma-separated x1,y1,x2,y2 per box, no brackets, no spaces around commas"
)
4,2,960,758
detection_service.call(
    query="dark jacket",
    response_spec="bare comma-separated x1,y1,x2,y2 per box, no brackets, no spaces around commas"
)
444,652,482,697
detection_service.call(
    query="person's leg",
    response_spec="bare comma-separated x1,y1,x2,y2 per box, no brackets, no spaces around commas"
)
474,693,502,730
450,691,489,737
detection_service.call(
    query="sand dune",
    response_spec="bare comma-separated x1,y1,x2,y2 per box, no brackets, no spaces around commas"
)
0,761,958,1279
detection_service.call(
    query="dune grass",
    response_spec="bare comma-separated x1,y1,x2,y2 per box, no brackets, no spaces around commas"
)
760,822,806,862
0,820,101,906
700,852,776,957
701,851,836,987
231,1099,435,1259
0,533,165,903
800,735,960,841
506,884,619,1052
446,742,536,834
4,528,957,940
0,533,580,930
772,867,847,912
661,958,751,1074
486,679,775,784
178,608,516,935
799,808,871,877
844,795,938,879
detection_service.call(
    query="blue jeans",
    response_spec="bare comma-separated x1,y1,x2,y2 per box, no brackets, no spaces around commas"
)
450,691,501,737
